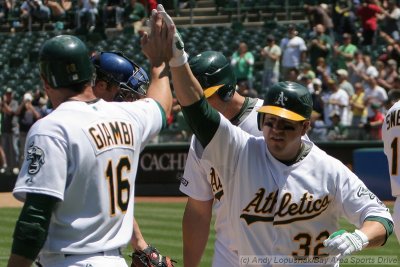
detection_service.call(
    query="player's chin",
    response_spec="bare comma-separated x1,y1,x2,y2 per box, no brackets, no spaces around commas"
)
267,137,286,150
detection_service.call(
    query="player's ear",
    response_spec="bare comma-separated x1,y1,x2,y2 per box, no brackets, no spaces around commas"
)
257,112,264,131
301,120,310,135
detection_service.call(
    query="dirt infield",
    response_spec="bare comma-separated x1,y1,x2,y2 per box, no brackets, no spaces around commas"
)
0,193,187,208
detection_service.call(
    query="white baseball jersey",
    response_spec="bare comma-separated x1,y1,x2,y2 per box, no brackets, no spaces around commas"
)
13,98,163,254
382,101,400,242
200,115,392,267
180,98,264,267
382,100,400,197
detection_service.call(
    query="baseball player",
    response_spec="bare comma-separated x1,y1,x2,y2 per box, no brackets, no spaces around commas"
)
382,92,400,244
90,50,175,260
7,31,171,267
179,50,264,267
145,5,394,266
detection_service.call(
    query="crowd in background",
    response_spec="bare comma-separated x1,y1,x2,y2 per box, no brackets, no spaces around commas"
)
223,0,400,143
0,0,163,32
2,0,400,173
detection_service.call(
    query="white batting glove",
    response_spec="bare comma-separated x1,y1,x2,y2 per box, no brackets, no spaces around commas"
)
156,4,188,67
323,229,369,259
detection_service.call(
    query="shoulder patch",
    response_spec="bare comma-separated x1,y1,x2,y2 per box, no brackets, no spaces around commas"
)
179,176,189,187
26,142,45,175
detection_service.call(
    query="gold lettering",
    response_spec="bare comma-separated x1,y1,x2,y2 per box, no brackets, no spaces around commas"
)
313,198,322,210
210,168,222,192
305,194,314,213
243,188,265,212
101,123,114,146
89,127,104,149
121,122,131,144
276,193,292,217
260,191,278,214
288,202,299,216
129,123,134,146
109,122,123,144
240,189,331,225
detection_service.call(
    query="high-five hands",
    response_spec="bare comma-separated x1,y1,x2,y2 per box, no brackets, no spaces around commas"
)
155,4,188,67
140,9,168,68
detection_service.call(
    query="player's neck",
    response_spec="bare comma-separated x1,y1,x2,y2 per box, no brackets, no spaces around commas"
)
222,93,246,121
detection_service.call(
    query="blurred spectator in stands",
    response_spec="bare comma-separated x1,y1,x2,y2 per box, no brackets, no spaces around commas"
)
378,0,400,41
0,0,11,24
304,3,334,39
308,24,333,73
44,0,66,22
167,97,192,142
333,0,356,38
375,59,387,82
364,102,385,139
327,111,349,140
298,62,316,80
280,24,307,80
334,32,358,70
311,78,325,115
123,0,146,34
260,34,281,94
321,77,351,126
386,87,400,109
76,0,98,32
287,68,300,82
237,80,258,98
299,73,315,95
348,51,366,84
363,74,388,123
31,86,43,106
102,0,124,29
378,31,400,63
361,54,379,85
308,110,328,141
20,0,51,29
315,56,331,81
357,0,383,46
15,92,41,166
336,68,355,97
377,59,399,90
0,145,7,173
138,0,156,15
0,97,7,174
1,88,19,174
350,82,368,127
231,41,254,90
392,74,400,90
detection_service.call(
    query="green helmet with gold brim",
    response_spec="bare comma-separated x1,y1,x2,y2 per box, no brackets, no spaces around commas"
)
257,81,313,130
189,51,236,102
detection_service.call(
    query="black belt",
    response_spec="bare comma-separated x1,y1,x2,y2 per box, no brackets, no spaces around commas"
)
64,248,122,257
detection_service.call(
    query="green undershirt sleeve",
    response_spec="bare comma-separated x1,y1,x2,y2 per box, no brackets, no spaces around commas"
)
181,97,220,148
155,101,167,129
365,216,394,245
12,193,58,260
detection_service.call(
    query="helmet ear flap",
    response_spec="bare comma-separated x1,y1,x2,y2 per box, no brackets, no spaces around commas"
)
217,84,235,102
257,112,264,131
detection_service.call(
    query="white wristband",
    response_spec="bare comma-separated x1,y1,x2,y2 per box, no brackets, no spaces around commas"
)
354,229,369,249
169,51,189,68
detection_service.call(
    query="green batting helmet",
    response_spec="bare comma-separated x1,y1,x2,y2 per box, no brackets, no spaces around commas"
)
39,35,93,88
189,51,236,102
257,81,313,130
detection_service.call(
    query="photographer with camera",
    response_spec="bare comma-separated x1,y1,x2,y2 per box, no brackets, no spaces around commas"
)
15,92,42,167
